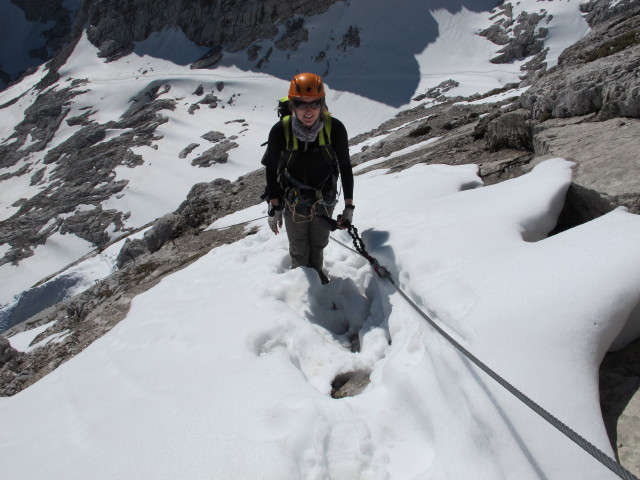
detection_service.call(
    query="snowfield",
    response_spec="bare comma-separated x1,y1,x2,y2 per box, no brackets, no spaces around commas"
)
3,158,640,479
4,1,640,479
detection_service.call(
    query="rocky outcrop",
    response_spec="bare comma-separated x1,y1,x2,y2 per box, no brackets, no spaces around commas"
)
520,3,640,120
484,108,534,151
0,336,19,367
480,8,549,64
479,2,551,82
0,84,175,267
531,116,640,226
581,0,640,26
83,0,344,61
474,1,640,231
116,173,260,268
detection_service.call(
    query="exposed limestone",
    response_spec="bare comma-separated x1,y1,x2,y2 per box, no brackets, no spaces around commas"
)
481,10,548,64
485,108,534,151
0,86,175,267
274,17,308,51
179,143,200,158
530,116,640,227
412,79,459,102
190,140,238,167
520,5,640,120
83,0,344,62
0,336,19,366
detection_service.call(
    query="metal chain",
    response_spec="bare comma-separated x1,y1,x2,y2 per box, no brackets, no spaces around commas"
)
345,223,389,278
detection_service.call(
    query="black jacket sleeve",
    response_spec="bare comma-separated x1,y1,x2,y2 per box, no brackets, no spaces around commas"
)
330,117,354,200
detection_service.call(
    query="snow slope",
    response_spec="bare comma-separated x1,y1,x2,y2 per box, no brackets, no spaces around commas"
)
2,158,640,479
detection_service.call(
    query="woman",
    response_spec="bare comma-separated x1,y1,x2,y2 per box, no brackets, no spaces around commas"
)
263,72,354,284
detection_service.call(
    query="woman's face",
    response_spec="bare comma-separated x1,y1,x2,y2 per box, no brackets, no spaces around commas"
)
293,96,322,127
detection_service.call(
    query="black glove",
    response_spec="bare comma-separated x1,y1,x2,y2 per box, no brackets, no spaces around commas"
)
337,204,354,228
268,204,283,234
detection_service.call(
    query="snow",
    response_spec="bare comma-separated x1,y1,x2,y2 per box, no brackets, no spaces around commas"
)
3,158,640,480
0,232,94,305
353,137,443,173
6,319,70,353
2,2,640,479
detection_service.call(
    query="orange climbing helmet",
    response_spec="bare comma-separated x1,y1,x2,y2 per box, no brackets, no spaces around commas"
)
288,72,325,99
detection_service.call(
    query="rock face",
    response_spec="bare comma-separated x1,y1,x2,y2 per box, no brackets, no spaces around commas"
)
520,3,640,120
0,0,82,89
482,0,640,229
0,83,173,267
83,0,343,60
532,117,640,226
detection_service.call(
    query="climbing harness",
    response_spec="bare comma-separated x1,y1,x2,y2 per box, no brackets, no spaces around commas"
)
329,223,639,480
277,114,340,222
285,196,334,224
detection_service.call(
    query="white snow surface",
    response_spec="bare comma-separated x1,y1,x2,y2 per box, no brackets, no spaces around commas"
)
3,2,640,479
2,158,640,480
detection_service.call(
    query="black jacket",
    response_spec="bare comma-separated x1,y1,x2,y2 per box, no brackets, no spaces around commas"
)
263,116,354,201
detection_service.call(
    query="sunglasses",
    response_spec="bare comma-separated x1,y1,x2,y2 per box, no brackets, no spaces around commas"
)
293,99,322,110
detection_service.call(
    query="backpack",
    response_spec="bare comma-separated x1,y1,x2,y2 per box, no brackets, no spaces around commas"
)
276,97,290,118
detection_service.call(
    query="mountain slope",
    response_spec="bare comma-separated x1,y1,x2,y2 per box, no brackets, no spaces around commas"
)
2,1,640,478
0,0,589,312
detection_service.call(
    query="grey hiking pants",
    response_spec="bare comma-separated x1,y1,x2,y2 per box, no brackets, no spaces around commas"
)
284,204,334,272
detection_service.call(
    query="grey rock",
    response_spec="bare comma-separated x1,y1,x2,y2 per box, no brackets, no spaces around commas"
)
332,372,371,399
487,12,548,64
143,213,179,253
581,0,640,27
179,143,200,158
479,3,549,80
485,108,534,151
520,6,640,120
413,79,459,102
531,116,640,225
201,131,226,143
83,0,342,62
0,336,19,366
275,18,308,51
191,141,238,167
115,238,147,268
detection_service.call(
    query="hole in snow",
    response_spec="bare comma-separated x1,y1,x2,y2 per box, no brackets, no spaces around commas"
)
331,371,371,399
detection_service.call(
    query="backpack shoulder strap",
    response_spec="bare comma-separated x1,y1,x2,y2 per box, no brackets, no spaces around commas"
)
281,115,297,150
319,115,332,146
